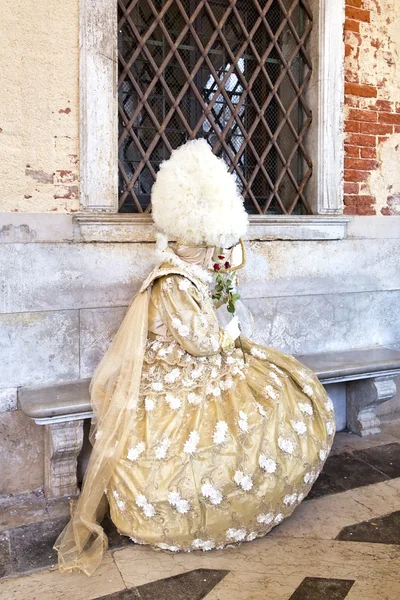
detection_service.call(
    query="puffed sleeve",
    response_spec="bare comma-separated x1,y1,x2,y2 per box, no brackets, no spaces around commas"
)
158,274,235,357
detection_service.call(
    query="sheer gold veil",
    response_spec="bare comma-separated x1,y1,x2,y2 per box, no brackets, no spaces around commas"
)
53,289,150,576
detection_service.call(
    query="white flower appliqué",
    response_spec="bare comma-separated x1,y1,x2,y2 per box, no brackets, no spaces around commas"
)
234,470,253,491
157,543,180,552
303,384,314,397
201,483,223,505
183,430,200,455
168,491,190,515
326,420,335,436
165,394,182,410
265,385,278,401
152,381,163,392
284,493,298,506
127,441,145,462
238,410,249,433
192,539,215,551
257,512,274,525
155,437,171,460
270,372,283,388
259,454,277,474
226,528,246,542
187,392,202,405
319,448,328,461
291,420,307,435
278,437,297,455
256,402,268,418
250,348,267,360
135,494,156,518
164,368,181,384
178,278,191,291
325,397,334,413
144,397,156,411
298,402,313,416
213,421,228,445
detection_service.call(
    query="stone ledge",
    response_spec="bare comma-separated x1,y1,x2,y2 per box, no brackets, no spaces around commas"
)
73,214,351,243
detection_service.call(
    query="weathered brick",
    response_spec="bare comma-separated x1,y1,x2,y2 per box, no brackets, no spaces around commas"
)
359,122,393,135
375,100,393,112
344,144,360,157
378,112,400,125
345,7,370,22
345,83,377,98
345,133,376,147
345,121,360,133
360,147,377,159
344,19,360,33
344,158,378,171
344,169,372,182
357,205,376,215
346,0,362,6
344,182,359,194
348,109,377,122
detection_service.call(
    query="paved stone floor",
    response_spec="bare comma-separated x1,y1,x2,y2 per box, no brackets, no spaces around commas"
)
1,422,400,599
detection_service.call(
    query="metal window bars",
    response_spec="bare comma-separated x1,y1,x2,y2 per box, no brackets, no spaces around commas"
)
118,0,313,215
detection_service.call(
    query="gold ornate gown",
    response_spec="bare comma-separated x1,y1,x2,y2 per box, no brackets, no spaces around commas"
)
105,260,335,552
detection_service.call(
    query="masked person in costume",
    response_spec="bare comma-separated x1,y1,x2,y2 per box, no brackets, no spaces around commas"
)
54,139,335,576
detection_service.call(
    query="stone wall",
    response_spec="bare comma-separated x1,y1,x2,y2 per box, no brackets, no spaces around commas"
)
1,0,400,497
1,217,400,495
344,0,400,215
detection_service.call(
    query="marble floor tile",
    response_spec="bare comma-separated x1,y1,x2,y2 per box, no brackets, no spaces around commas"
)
8,515,69,575
270,478,400,541
337,510,400,545
307,452,389,499
288,577,355,600
0,554,125,600
354,443,400,479
0,533,12,579
133,568,228,600
331,430,400,456
113,538,400,600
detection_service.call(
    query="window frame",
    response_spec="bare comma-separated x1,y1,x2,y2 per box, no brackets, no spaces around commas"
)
77,0,349,243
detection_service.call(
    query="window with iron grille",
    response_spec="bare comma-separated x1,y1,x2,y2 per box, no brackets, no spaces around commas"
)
118,0,313,215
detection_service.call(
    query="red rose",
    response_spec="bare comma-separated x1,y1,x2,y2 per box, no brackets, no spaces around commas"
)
224,261,230,269
213,263,221,271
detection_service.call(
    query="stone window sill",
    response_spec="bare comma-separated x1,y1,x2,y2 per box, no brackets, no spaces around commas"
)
73,214,351,243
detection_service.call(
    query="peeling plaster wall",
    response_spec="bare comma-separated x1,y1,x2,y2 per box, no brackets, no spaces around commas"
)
344,0,400,215
0,0,79,213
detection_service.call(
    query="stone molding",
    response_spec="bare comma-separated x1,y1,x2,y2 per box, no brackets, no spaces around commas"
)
44,420,84,498
73,214,351,242
346,376,398,437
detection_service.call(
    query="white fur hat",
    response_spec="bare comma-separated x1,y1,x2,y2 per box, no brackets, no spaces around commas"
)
151,139,248,247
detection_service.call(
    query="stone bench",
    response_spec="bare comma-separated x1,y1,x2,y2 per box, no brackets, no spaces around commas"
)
19,346,400,499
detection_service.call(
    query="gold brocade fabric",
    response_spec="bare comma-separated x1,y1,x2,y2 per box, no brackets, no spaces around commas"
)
54,257,335,575
108,269,335,552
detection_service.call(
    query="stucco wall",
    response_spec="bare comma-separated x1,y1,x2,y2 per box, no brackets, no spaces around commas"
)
0,0,80,213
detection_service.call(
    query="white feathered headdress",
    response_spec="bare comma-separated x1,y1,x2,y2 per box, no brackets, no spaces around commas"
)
151,139,248,247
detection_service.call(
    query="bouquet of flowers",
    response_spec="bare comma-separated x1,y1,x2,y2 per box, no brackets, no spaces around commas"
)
212,255,246,362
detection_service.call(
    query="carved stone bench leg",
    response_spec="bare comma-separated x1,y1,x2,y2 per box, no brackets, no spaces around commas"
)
44,420,84,498
346,376,397,437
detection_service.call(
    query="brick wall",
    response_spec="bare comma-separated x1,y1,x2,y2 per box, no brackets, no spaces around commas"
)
344,0,400,215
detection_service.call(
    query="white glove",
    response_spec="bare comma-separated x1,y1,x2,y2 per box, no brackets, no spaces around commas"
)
224,316,241,341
